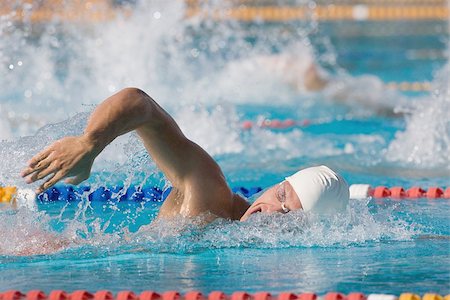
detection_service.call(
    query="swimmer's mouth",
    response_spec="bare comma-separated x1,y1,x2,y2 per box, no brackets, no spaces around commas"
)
251,207,262,214
240,205,262,221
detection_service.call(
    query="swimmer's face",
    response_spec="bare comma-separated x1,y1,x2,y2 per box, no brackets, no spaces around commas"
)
240,181,302,221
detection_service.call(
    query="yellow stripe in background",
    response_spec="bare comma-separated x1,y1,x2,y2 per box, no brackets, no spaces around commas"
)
187,5,449,21
0,0,449,23
386,81,432,92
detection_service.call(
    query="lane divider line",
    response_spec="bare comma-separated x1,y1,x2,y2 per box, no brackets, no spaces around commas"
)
1,185,449,205
1,4,448,23
1,291,449,300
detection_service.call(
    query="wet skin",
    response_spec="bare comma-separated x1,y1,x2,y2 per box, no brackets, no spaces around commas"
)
240,180,302,221
21,88,304,224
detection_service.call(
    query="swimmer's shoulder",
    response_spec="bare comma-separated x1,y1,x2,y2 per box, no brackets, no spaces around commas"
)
157,175,234,221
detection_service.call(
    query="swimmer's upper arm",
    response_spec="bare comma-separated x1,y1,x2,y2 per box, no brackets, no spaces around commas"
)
96,88,227,193
23,88,227,196
130,91,225,191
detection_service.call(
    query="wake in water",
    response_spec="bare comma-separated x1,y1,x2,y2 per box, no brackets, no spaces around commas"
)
0,198,419,256
0,0,448,259
385,63,450,169
0,0,416,139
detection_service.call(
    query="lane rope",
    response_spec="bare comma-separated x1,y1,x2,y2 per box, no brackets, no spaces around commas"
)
0,290,448,300
0,184,449,205
1,3,448,23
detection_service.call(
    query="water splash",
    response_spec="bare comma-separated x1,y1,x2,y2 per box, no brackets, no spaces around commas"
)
133,199,418,254
0,0,447,260
385,63,450,169
0,199,419,256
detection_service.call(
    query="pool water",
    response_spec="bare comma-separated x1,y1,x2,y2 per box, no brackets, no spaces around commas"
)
0,0,449,296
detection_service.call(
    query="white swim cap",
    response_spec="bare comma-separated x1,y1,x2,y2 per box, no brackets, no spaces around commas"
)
285,165,349,214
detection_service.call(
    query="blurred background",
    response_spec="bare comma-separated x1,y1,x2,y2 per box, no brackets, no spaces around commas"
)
0,0,448,137
0,0,448,187
0,2,449,292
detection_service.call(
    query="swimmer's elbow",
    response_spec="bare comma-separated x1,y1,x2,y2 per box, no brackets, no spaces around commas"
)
119,87,157,122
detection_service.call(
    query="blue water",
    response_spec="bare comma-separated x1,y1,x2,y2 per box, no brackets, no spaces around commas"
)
0,1,449,296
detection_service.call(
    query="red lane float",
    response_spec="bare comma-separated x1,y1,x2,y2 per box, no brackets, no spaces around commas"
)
1,291,449,300
71,291,93,300
2,291,24,300
26,291,46,300
426,187,444,198
349,184,449,200
325,293,346,300
390,187,406,199
372,186,391,198
231,292,251,300
253,293,271,300
162,292,180,300
241,119,312,130
348,294,367,300
117,292,137,300
277,293,297,300
297,294,317,300
406,187,426,198
208,292,227,300
48,291,68,300
445,187,450,198
95,291,114,300
139,292,160,300
185,292,204,300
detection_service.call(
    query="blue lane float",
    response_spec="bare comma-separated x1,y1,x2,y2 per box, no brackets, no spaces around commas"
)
36,186,263,202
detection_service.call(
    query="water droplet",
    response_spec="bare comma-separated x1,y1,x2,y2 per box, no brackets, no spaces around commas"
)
8,64,14,70
24,90,32,98
17,61,23,66
190,48,200,58
153,11,161,19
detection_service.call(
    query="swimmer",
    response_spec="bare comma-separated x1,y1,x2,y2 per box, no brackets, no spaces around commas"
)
248,44,407,116
21,88,349,223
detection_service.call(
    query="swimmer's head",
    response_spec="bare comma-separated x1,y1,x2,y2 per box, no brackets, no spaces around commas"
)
240,165,349,221
285,165,349,213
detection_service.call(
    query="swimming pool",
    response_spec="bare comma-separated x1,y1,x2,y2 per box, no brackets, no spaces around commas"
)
0,0,449,296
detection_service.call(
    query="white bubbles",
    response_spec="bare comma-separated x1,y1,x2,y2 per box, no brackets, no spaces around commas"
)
385,63,450,169
153,11,161,19
131,199,418,253
0,208,69,256
0,118,12,140
23,90,33,98
8,64,13,70
190,48,200,58
108,84,117,93
175,104,244,156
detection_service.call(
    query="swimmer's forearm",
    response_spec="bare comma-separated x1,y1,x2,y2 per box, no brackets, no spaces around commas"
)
83,88,158,153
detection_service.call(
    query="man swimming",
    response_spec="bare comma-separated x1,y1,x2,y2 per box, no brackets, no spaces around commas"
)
21,88,349,222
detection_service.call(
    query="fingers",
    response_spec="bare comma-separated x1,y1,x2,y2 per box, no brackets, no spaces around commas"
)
21,160,52,180
36,170,66,194
26,162,59,183
28,148,52,168
21,151,53,178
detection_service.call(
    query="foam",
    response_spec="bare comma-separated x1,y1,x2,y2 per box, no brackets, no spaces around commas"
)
0,197,420,256
385,63,450,169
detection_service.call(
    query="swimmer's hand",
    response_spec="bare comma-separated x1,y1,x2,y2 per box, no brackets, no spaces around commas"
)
21,135,98,193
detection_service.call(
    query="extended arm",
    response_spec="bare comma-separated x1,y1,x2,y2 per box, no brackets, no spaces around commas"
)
21,88,224,195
